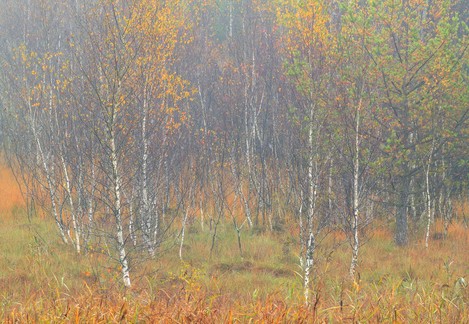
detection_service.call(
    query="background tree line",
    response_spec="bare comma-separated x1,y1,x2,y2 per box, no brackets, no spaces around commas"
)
0,0,467,302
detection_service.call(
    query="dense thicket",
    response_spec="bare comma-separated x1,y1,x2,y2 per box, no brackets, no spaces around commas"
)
0,0,467,298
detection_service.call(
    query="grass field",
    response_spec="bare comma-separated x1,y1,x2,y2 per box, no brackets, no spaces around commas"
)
0,166,468,322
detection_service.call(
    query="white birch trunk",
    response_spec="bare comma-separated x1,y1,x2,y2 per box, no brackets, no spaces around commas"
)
350,102,360,279
86,159,96,245
240,187,253,228
425,139,435,248
298,189,304,259
110,129,131,288
179,209,188,261
129,188,137,247
304,114,317,306
31,120,68,244
141,97,155,257
230,157,253,228
304,233,315,305
180,181,195,260
61,156,81,253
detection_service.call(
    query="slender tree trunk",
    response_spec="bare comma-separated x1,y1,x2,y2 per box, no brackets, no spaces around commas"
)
304,115,317,305
61,155,81,253
200,199,205,231
141,97,155,257
410,177,417,221
396,173,410,246
129,188,137,247
230,154,253,228
110,128,131,288
85,159,96,247
179,209,188,261
32,122,68,244
350,102,360,279
425,139,435,248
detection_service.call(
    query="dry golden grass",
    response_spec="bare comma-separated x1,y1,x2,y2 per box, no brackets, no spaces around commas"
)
0,165,468,322
0,210,467,322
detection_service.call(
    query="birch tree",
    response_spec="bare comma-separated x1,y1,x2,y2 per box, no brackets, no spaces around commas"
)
277,0,335,305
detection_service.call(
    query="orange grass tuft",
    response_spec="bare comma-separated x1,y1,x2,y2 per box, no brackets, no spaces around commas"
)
448,222,469,244
454,199,469,212
369,225,392,240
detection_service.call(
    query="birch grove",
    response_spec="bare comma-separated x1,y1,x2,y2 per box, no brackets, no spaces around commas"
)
0,0,467,299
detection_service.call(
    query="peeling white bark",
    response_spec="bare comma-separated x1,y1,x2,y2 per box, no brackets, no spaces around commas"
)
110,128,131,288
61,155,81,253
350,100,360,279
425,139,435,248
